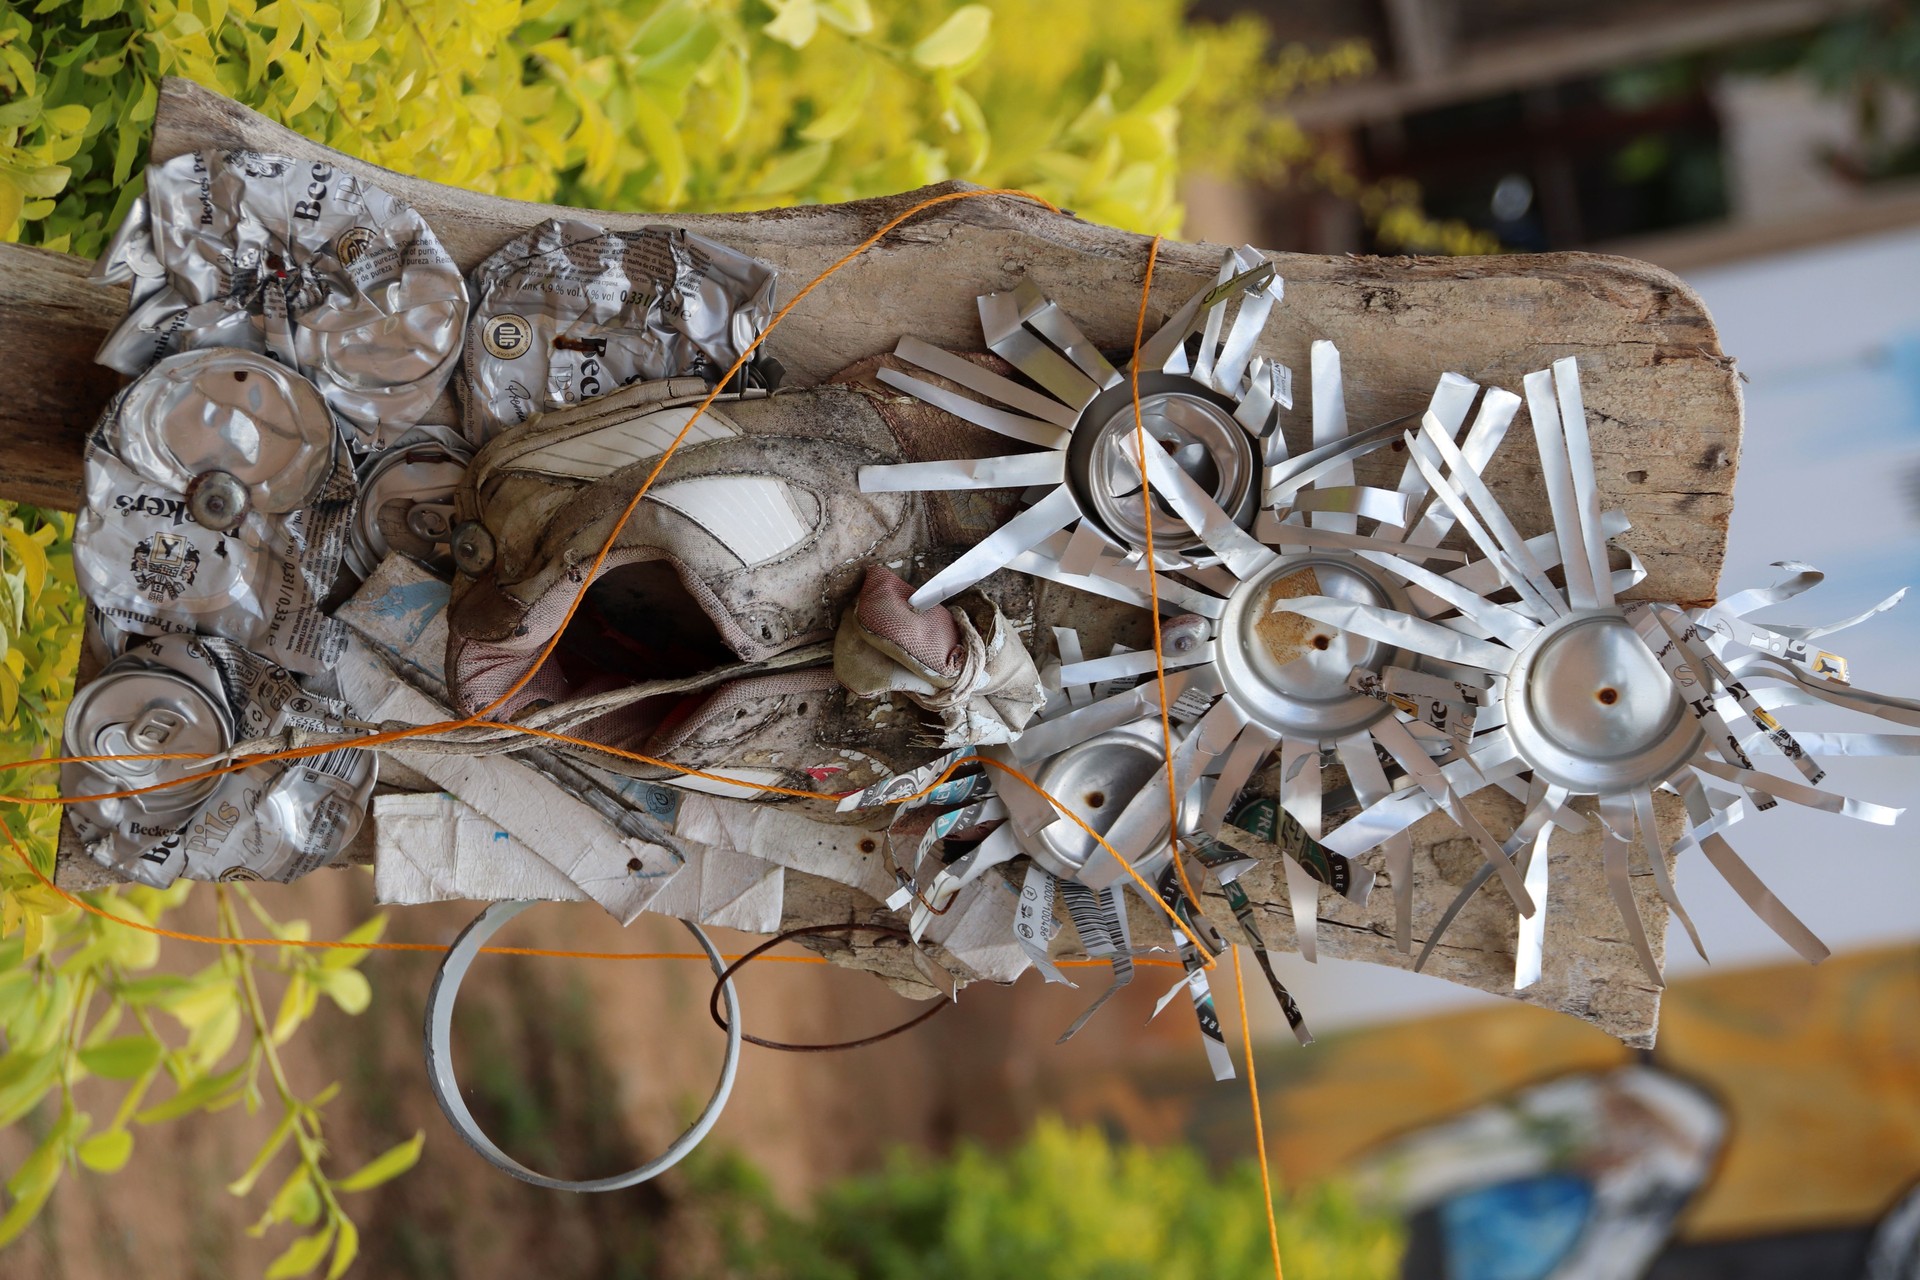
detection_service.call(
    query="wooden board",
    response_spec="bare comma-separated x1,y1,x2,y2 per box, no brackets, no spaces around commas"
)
9,77,1747,1046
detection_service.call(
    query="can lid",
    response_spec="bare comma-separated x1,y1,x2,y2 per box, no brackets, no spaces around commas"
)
1020,723,1204,881
64,667,233,811
1065,374,1257,558
347,438,473,578
113,349,338,513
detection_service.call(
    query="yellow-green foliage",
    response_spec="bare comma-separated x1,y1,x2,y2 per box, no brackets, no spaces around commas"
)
688,1115,1406,1279
3,0,1482,256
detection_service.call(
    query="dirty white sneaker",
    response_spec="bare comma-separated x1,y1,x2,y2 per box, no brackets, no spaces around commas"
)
443,370,1036,798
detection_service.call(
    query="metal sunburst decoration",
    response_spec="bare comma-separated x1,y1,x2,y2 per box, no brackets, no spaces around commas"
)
1297,355,1914,988
859,258,1917,1066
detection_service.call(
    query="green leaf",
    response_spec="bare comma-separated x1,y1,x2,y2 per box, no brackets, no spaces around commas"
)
126,75,157,125
911,6,992,70
316,915,385,969
253,1165,317,1236
136,1061,247,1124
326,1216,359,1280
0,1105,82,1246
750,141,832,197
0,1050,60,1128
41,103,91,134
78,1033,163,1080
0,1124,63,1247
16,165,71,199
79,0,124,22
2,526,50,602
333,1131,424,1193
799,63,873,143
264,1223,336,1280
817,0,873,35
339,0,381,42
762,0,818,49
77,1127,134,1173
0,174,20,236
0,97,41,129
628,90,689,207
310,966,370,1016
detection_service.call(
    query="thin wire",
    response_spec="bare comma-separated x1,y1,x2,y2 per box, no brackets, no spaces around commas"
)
1234,945,1286,1280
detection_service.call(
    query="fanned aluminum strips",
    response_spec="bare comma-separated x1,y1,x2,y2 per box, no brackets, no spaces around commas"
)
345,424,473,580
109,349,340,513
75,388,357,678
460,219,779,443
95,150,468,447
62,634,377,887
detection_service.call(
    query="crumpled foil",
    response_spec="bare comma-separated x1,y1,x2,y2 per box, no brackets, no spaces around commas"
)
459,218,778,443
94,149,469,448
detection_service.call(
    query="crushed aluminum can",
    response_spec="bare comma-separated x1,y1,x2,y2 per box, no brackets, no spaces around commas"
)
94,150,469,449
459,219,779,443
63,634,377,887
344,424,473,581
75,365,356,678
110,348,340,515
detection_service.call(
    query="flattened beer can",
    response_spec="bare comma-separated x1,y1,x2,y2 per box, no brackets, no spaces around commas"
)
345,425,473,580
75,353,357,677
111,348,340,515
63,635,377,887
75,448,267,624
460,218,779,442
63,636,237,885
94,150,469,449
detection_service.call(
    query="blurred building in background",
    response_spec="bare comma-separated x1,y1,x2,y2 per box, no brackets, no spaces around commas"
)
1189,0,1920,271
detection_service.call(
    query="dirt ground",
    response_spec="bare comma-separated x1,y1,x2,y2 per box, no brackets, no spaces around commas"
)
3,867,1237,1279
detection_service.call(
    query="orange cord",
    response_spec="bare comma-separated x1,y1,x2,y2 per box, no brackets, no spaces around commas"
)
1234,945,1286,1279
3,820,1174,970
8,190,1284,1280
1127,236,1211,937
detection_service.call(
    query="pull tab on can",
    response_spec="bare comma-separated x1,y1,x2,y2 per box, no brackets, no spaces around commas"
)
346,428,475,580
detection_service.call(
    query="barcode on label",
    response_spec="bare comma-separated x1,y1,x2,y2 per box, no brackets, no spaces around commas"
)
311,748,365,782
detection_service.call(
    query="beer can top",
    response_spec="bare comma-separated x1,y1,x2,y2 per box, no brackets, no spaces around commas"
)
63,666,234,814
347,432,473,579
112,349,339,514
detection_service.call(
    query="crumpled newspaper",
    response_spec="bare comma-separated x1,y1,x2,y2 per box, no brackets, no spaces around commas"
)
94,149,468,448
835,565,1044,746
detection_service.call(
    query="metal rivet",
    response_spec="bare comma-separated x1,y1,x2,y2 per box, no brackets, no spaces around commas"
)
186,470,250,532
450,521,495,576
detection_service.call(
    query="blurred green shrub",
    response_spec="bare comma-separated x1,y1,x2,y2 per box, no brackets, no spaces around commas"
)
685,1117,1404,1280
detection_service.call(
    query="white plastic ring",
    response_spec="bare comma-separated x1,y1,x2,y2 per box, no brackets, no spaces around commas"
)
423,900,741,1191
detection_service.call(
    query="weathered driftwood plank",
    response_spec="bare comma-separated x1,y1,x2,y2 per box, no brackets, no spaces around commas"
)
15,77,1745,1045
